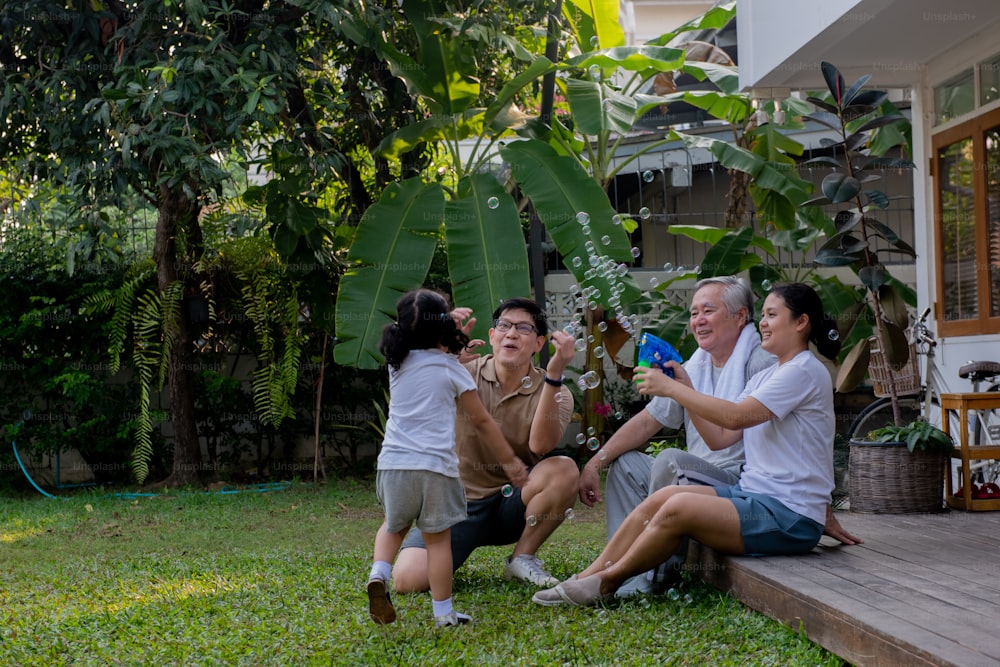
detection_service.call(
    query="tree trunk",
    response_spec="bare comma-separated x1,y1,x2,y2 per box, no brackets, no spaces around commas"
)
154,186,203,487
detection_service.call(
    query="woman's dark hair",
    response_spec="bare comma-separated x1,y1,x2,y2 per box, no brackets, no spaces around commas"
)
769,282,841,360
379,289,469,371
492,297,549,337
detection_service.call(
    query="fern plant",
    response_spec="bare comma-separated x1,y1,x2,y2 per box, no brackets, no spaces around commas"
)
83,262,181,484
221,237,304,430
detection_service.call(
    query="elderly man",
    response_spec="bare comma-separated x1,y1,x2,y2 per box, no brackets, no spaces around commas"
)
392,297,579,592
580,277,859,595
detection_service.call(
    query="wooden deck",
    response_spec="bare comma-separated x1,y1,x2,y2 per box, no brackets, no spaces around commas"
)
691,510,1000,667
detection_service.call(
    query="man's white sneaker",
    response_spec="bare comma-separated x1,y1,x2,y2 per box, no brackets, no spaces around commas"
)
504,554,559,587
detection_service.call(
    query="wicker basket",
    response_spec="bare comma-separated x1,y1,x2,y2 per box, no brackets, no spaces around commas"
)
867,335,920,398
848,440,946,513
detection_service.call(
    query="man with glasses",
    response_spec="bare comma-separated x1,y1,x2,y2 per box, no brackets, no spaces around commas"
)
391,298,579,592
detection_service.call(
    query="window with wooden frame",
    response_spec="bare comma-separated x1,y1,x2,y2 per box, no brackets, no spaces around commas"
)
932,106,1000,335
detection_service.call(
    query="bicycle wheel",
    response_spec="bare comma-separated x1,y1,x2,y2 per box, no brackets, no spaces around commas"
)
847,395,923,441
972,384,1000,483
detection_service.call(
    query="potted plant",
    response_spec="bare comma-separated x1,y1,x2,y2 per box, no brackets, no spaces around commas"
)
847,421,952,513
802,62,950,513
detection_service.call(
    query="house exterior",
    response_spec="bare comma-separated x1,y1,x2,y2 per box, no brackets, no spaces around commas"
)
738,0,1000,388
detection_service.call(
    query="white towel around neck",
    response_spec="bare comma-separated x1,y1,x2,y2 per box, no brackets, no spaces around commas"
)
684,324,762,400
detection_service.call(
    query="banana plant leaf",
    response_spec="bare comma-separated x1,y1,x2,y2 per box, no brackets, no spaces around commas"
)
563,78,636,136
671,131,811,206
334,179,444,369
376,111,485,160
564,45,686,75
635,90,750,126
501,140,641,307
380,1,479,116
563,0,625,50
445,174,531,343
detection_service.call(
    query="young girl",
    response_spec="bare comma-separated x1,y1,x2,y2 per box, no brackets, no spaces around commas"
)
366,289,528,627
533,282,841,606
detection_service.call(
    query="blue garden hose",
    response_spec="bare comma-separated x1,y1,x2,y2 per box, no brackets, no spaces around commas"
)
11,422,292,499
11,425,64,500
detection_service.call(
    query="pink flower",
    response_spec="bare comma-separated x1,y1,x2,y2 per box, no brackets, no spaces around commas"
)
594,402,613,418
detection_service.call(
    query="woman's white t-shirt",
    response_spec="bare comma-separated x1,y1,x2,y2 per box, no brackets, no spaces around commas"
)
378,349,477,478
736,350,835,525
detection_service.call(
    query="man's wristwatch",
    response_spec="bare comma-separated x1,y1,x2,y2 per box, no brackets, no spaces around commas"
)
543,375,564,387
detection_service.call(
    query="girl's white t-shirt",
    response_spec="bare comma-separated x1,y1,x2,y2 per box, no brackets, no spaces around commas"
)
378,349,477,478
737,350,835,525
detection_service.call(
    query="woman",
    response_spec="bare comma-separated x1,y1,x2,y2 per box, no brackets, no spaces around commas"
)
533,283,840,606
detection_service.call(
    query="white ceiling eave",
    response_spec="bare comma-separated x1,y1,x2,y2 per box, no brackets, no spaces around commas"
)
739,0,1000,91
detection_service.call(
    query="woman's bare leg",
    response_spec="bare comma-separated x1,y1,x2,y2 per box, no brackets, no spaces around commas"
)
578,486,744,596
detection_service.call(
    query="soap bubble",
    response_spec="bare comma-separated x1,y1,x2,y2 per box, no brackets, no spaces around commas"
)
575,338,587,352
588,64,602,80
564,507,576,521
597,321,608,332
692,265,701,273
639,207,651,220
588,301,597,311
828,329,840,341
521,376,533,389
667,588,680,601
761,279,772,291
576,433,587,445
642,170,654,183
581,370,601,389
587,426,596,436
571,256,583,268
683,593,694,605
594,346,605,358
630,247,641,259
601,235,611,246
663,262,674,272
611,214,622,226
586,437,600,451
590,36,599,47
581,224,591,235
526,514,538,527
487,196,500,209
587,334,595,343
576,211,590,225
649,277,659,288
501,484,514,498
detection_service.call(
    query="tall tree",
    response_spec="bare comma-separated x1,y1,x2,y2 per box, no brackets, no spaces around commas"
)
0,0,358,484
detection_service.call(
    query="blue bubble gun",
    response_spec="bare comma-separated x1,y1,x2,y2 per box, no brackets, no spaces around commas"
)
636,332,683,379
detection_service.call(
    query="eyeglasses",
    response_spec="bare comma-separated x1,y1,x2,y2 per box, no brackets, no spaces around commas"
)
494,319,538,336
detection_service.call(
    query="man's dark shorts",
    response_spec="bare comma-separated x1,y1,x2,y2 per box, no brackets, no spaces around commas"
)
399,450,573,570
399,485,526,571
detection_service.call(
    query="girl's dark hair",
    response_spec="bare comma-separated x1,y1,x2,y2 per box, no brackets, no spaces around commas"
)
769,282,841,360
379,289,469,371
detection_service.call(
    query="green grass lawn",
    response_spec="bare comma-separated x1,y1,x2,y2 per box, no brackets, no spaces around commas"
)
0,479,845,666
